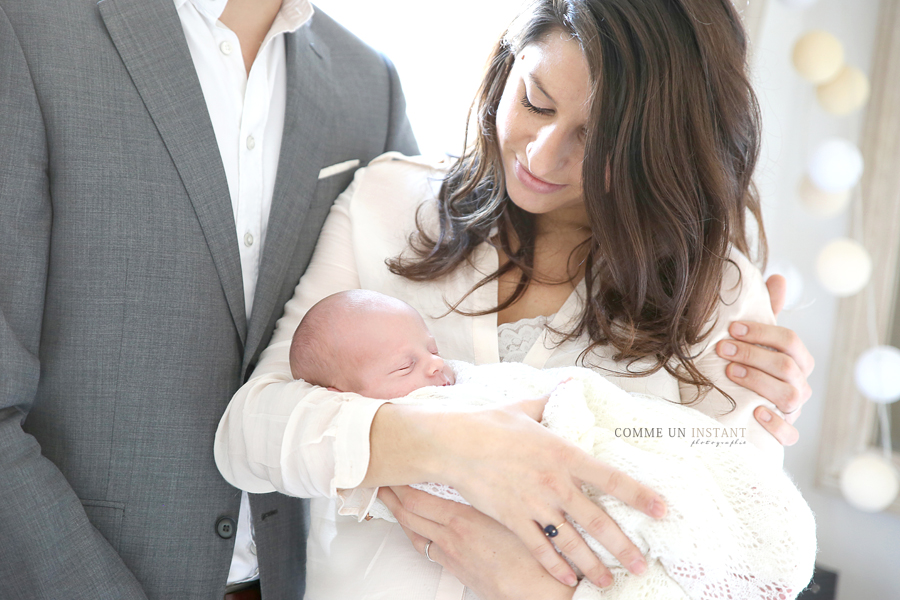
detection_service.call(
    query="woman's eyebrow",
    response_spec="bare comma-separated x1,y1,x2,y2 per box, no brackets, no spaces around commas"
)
528,73,556,104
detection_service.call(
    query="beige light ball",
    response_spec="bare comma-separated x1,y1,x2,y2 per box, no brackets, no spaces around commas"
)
792,30,845,84
798,175,852,217
840,452,900,512
815,238,872,296
817,65,870,115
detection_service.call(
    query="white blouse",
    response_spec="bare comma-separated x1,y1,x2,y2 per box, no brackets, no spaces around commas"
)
214,152,784,599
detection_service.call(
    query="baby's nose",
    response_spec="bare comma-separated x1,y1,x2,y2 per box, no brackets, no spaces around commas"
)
428,355,446,376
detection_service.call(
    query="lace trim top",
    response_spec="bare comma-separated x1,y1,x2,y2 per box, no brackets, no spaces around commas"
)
497,314,555,363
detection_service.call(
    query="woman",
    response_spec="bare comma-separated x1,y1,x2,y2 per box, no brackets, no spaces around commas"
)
215,0,814,597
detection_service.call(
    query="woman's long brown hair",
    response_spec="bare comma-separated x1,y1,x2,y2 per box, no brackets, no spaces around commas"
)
388,0,765,404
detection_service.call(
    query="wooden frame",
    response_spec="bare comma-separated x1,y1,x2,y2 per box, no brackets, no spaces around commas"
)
815,0,900,514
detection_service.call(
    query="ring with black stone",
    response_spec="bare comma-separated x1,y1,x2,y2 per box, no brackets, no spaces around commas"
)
543,522,565,538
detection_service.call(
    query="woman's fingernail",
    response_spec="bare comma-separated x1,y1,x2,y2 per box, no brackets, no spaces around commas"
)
721,342,737,356
650,500,666,518
630,559,647,576
733,323,749,336
758,408,772,423
732,365,747,378
599,574,614,588
566,574,578,587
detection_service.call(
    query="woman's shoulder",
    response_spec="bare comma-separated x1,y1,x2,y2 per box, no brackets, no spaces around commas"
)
335,152,449,217
366,151,453,172
720,247,766,303
716,246,774,325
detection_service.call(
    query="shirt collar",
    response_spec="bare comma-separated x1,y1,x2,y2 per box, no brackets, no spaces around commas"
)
174,0,314,33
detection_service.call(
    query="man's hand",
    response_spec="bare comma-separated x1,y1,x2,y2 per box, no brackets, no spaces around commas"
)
717,274,814,446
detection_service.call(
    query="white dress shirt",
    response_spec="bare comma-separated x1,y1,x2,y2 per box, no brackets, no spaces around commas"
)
174,0,313,584
215,153,785,598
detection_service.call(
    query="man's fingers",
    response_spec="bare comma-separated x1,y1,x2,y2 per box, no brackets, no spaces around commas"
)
754,406,800,446
724,359,810,415
766,274,788,317
727,322,815,376
718,339,807,386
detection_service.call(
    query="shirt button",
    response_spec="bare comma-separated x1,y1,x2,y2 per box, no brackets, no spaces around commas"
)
246,135,256,150
216,516,236,539
219,40,233,55
244,232,254,247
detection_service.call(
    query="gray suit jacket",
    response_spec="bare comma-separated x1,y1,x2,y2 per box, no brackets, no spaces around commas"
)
0,1,417,598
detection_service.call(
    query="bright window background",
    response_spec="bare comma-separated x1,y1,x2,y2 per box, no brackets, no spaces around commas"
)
313,0,527,156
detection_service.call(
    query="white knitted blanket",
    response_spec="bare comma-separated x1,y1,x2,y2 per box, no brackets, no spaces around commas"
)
367,361,816,600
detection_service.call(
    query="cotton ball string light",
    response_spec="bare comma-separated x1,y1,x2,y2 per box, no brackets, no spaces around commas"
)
854,346,900,404
764,260,804,310
840,452,900,512
798,175,852,217
807,138,864,193
792,30,844,84
816,65,871,115
815,238,872,296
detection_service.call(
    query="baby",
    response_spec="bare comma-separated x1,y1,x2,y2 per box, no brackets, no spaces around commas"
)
289,290,815,600
289,289,455,399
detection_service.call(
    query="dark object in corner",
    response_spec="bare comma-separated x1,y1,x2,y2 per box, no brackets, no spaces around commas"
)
797,565,838,600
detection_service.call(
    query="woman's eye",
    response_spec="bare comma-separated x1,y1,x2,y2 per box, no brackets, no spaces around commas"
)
521,94,553,116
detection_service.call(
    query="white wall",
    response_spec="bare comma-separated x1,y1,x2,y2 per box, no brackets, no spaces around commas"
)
314,1,900,597
314,0,527,157
753,2,900,599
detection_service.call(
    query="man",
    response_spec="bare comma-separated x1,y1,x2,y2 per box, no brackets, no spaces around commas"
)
0,0,416,597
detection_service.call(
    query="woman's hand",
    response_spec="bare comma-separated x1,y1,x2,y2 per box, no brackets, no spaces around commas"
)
367,398,663,589
716,274,815,445
379,485,578,600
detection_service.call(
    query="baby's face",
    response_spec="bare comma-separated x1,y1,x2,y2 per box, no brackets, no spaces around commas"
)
348,307,455,400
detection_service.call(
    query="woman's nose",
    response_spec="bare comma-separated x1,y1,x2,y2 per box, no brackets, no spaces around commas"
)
526,126,573,177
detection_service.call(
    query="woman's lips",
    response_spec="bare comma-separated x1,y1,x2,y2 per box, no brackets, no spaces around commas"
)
514,160,566,194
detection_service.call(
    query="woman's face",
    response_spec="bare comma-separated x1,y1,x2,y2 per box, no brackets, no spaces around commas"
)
495,31,592,229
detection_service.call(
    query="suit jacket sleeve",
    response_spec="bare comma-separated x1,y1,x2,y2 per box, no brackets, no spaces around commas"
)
0,7,147,598
381,53,419,156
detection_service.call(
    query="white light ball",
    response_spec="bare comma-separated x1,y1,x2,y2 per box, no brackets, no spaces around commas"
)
815,238,872,297
854,346,900,404
817,65,871,115
778,0,820,7
807,138,864,193
764,259,804,310
792,31,845,84
840,452,900,512
798,175,852,217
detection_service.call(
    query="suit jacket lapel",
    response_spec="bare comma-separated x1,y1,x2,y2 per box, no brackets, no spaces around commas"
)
99,0,248,344
243,27,338,368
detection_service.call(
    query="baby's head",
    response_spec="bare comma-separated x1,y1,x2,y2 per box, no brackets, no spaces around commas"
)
290,290,455,399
